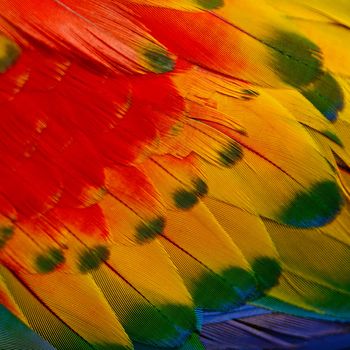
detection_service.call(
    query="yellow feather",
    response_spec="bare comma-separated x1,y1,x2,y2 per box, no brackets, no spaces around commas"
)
0,265,132,349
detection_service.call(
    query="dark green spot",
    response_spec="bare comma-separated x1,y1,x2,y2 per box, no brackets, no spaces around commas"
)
252,257,282,292
93,269,196,346
35,248,65,274
222,267,258,298
218,142,243,167
0,226,14,249
191,271,241,310
268,31,322,88
144,49,174,74
173,179,208,210
173,190,199,210
192,178,208,197
191,267,257,310
0,37,20,73
302,72,344,122
322,130,344,147
122,304,195,346
136,217,166,242
279,180,344,227
196,0,224,9
78,245,110,273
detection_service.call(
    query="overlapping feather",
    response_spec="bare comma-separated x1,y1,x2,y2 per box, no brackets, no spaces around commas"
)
0,0,350,349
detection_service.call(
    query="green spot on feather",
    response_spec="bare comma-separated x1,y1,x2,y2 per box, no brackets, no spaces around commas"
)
78,245,110,273
252,257,282,292
173,190,199,210
218,142,243,167
268,31,322,88
0,36,20,73
192,178,208,197
191,267,257,310
302,72,344,122
122,304,195,346
279,180,343,227
196,0,224,9
35,248,65,274
0,226,14,249
173,178,208,210
191,272,240,310
136,217,166,242
145,49,174,74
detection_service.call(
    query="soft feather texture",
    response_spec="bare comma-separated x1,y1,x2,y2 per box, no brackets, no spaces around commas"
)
0,0,350,349
201,310,350,350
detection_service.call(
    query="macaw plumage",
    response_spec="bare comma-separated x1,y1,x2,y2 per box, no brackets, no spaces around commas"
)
0,0,350,349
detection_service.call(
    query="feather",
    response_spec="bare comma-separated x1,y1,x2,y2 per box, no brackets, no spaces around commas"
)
0,305,55,350
91,240,197,347
201,312,350,350
0,0,175,74
140,156,258,310
1,0,350,349
0,265,132,350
